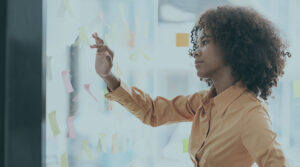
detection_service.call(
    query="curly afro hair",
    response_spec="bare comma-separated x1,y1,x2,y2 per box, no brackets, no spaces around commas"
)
188,5,291,101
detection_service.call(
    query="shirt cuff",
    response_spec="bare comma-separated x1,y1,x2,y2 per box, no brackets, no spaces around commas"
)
104,80,131,101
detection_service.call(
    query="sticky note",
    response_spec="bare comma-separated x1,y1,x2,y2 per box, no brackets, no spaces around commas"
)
72,94,79,102
82,140,93,160
128,32,135,48
61,70,74,93
112,133,119,153
119,3,127,25
142,52,150,61
61,152,69,167
97,133,107,152
67,116,76,138
96,138,103,152
118,137,123,152
79,27,91,46
182,138,189,153
49,111,60,136
84,84,98,102
106,100,113,111
293,80,300,98
129,53,137,61
63,0,72,16
101,133,107,152
176,33,189,47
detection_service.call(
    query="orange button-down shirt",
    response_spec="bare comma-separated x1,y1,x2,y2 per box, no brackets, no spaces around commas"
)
105,80,288,167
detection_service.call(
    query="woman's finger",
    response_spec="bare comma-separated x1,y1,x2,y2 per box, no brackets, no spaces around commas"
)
90,44,104,48
92,33,104,45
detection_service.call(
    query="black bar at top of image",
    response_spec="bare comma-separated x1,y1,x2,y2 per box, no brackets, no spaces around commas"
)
2,0,46,167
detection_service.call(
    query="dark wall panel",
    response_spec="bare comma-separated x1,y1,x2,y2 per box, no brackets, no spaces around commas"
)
3,0,45,166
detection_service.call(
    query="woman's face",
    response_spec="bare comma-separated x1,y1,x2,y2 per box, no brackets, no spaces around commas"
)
193,30,226,79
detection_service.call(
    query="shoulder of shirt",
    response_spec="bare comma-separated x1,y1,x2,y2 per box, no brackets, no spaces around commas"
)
230,90,268,114
189,89,209,100
186,90,209,110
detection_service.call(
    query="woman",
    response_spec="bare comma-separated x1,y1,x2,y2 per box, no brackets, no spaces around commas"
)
90,5,291,167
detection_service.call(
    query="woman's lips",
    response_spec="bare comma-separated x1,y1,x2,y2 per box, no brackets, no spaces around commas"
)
195,60,204,63
195,61,204,65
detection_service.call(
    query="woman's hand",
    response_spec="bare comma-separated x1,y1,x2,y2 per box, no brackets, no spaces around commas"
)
90,32,114,78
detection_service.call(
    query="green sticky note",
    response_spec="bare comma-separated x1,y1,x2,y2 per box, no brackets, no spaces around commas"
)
79,27,90,46
293,80,300,98
96,138,102,152
142,53,150,61
61,152,69,167
82,140,93,160
49,111,60,136
182,138,189,153
129,53,137,61
112,133,119,153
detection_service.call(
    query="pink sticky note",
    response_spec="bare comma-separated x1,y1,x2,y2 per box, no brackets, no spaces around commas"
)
67,116,76,138
128,32,135,48
84,84,98,102
61,70,74,93
72,94,79,102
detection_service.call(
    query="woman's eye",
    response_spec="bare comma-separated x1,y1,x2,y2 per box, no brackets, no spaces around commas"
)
202,40,208,45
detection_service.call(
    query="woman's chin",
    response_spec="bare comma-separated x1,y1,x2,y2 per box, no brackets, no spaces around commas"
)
197,71,205,77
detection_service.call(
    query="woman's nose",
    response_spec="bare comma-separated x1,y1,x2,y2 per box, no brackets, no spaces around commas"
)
192,50,200,58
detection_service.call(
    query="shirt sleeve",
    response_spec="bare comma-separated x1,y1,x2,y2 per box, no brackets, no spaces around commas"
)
241,107,289,167
104,80,206,127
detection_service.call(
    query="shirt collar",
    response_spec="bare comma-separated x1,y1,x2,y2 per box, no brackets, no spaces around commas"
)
201,80,248,116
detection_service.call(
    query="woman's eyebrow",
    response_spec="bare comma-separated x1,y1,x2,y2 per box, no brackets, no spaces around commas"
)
199,35,212,40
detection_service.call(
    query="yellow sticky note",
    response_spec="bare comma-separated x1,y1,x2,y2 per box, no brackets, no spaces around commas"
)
119,3,127,25
63,0,72,16
79,27,90,46
96,138,102,152
176,33,189,47
61,152,69,167
182,138,189,153
293,80,300,98
82,140,93,160
112,133,119,153
49,111,60,136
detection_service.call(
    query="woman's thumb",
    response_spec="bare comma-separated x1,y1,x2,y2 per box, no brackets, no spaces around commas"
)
105,52,113,67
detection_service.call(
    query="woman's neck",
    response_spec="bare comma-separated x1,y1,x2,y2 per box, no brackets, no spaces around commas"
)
211,66,237,96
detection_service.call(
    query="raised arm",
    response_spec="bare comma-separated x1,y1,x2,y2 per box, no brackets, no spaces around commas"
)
90,32,206,127
104,78,206,127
